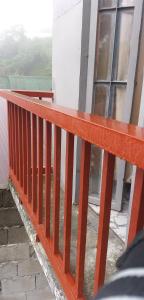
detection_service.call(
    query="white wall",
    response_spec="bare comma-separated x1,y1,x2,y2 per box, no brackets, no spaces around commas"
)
53,0,83,110
0,98,9,189
53,0,83,192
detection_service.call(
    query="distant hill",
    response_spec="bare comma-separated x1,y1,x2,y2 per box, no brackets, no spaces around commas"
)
0,26,52,77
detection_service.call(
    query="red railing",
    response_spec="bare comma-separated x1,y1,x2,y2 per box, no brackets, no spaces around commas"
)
0,89,144,299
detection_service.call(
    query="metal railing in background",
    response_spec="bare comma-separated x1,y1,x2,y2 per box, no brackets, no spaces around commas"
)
0,89,144,299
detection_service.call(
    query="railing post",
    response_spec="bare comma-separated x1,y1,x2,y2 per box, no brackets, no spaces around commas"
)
63,132,74,273
53,125,61,254
93,151,115,294
37,117,43,224
22,109,28,194
45,121,52,238
76,140,91,297
18,108,23,187
27,111,32,202
32,114,37,213
128,168,144,243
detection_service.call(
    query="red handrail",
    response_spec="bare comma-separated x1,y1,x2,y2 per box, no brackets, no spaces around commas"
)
12,89,54,99
1,89,144,299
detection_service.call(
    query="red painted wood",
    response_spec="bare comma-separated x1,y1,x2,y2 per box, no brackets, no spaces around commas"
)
63,132,74,273
37,117,43,224
15,106,20,181
27,111,32,202
14,105,18,177
1,90,144,170
93,151,115,294
11,103,15,170
76,141,91,297
32,114,37,213
12,90,53,99
9,169,85,300
7,102,12,168
8,102,13,169
22,109,27,194
128,168,144,243
18,108,23,186
12,104,16,175
53,125,61,254
45,121,52,237
5,89,144,300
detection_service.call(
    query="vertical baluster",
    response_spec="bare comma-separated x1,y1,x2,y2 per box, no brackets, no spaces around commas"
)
45,121,52,237
27,111,32,202
93,151,115,294
63,132,74,273
32,114,37,213
15,106,20,180
19,108,23,186
128,168,144,243
14,105,19,177
75,140,91,297
12,104,16,175
9,103,14,170
22,110,27,194
11,104,15,172
37,117,43,224
7,102,12,169
53,125,61,254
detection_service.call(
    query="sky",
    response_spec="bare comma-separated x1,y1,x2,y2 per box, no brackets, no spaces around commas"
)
0,0,53,38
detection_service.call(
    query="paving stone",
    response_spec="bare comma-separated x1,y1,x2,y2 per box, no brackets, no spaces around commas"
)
0,261,17,279
8,226,29,244
0,190,14,208
0,228,7,245
0,243,29,262
36,273,48,289
26,287,55,300
1,275,35,294
0,207,23,227
0,293,26,300
18,258,42,276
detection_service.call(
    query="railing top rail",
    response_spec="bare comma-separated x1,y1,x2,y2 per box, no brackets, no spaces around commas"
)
1,89,144,169
11,89,53,98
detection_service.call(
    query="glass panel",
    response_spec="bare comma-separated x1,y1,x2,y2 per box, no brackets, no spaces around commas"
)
89,85,109,196
112,85,126,121
99,0,117,8
96,12,116,80
93,85,109,116
119,0,134,7
114,10,133,81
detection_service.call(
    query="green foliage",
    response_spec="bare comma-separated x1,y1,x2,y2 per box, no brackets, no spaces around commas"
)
0,25,52,77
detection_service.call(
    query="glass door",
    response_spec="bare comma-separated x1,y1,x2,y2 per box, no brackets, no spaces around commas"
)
89,0,143,210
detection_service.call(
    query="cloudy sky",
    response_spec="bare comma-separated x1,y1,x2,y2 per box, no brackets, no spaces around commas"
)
0,0,53,38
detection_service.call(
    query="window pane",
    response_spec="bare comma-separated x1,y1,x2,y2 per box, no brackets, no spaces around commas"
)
93,85,109,116
114,10,133,81
96,12,116,80
99,0,117,8
112,85,126,121
119,0,134,6
89,85,109,196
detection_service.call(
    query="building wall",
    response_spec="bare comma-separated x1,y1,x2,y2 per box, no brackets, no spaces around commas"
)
53,0,83,110
52,0,83,191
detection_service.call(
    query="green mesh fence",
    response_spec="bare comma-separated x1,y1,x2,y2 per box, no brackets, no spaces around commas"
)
0,76,52,90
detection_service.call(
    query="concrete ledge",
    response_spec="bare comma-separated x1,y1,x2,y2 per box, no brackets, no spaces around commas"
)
9,183,65,300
